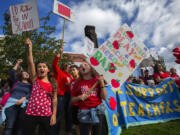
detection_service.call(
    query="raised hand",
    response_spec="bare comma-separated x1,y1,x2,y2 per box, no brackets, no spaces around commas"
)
59,47,63,54
17,59,23,64
25,38,32,49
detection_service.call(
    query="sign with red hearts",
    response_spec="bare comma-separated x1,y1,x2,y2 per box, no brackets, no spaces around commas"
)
53,0,75,22
9,0,40,34
87,24,148,90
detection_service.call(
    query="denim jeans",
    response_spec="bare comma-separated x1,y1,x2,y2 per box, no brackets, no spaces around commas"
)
79,115,103,135
52,92,72,135
3,105,26,135
52,95,65,135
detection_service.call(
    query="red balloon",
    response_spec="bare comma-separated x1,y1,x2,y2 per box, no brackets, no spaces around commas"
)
173,52,180,59
173,47,180,53
175,59,180,64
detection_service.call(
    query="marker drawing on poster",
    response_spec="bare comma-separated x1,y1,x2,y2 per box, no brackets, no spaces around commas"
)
87,24,149,90
9,0,40,34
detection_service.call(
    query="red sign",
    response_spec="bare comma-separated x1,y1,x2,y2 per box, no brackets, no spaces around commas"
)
53,0,75,22
58,4,70,18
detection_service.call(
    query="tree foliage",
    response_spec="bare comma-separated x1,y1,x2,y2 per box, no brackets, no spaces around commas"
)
0,12,72,79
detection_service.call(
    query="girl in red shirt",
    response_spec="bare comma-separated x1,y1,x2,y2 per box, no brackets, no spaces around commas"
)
72,62,107,135
153,64,170,84
23,38,57,135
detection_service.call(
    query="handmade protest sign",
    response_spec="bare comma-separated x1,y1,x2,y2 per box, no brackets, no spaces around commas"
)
87,24,148,89
104,78,180,134
53,0,75,22
9,0,40,34
83,37,95,57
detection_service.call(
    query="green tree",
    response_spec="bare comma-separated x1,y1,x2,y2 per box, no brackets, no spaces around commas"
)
0,12,73,79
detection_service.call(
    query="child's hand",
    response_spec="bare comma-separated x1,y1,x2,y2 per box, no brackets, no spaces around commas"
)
25,38,32,48
15,97,26,105
59,47,63,54
17,59,23,64
50,114,56,126
79,94,88,101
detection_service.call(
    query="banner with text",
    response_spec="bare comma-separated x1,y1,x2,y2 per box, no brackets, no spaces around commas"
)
87,24,148,90
104,78,180,134
9,0,40,34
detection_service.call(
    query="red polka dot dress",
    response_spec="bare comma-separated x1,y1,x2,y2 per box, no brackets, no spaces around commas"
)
26,78,52,116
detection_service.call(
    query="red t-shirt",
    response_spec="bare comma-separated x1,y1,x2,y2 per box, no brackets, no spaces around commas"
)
153,72,170,79
171,74,180,91
26,78,52,116
65,72,73,93
72,77,102,110
70,79,79,106
171,74,179,79
52,56,69,96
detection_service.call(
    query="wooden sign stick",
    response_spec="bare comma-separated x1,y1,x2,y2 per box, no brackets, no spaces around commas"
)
61,18,66,47
86,81,99,95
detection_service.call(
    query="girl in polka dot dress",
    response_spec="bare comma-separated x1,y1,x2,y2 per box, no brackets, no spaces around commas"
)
23,38,57,135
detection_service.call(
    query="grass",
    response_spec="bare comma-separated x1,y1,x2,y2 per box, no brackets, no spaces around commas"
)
121,120,180,135
0,119,180,135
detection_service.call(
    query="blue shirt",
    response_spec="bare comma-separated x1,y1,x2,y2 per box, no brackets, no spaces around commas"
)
10,69,32,99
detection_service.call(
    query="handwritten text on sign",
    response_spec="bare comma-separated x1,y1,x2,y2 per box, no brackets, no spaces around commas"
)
9,0,40,34
87,24,148,89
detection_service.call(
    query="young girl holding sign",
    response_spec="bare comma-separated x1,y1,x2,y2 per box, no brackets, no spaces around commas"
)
23,38,57,135
71,62,107,135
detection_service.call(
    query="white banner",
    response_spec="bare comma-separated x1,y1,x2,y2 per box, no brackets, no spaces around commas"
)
9,0,40,34
87,24,148,90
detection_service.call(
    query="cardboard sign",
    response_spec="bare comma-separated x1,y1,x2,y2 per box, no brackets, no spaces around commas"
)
9,0,40,34
83,37,95,57
53,0,75,22
87,24,148,89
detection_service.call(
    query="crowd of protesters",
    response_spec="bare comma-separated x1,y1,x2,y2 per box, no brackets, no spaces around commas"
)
0,38,108,135
127,64,180,91
0,38,179,135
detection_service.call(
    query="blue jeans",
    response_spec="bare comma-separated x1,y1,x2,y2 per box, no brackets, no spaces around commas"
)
3,105,26,135
52,95,65,135
79,115,103,135
52,93,72,135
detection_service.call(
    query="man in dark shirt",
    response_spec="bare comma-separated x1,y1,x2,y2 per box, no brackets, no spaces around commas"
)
141,70,153,85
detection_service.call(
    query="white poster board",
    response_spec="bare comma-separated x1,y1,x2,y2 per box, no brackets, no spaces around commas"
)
87,24,148,89
53,0,75,22
84,37,95,57
9,0,40,34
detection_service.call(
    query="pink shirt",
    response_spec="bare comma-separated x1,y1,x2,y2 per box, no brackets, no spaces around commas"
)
26,78,52,116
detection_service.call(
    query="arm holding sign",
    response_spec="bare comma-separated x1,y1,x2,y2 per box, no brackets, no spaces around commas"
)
25,38,36,82
98,75,107,100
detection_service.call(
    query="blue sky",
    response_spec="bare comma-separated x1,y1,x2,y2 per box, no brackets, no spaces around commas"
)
0,0,179,73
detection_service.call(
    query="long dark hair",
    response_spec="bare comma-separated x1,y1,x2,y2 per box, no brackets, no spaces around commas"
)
154,63,166,74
